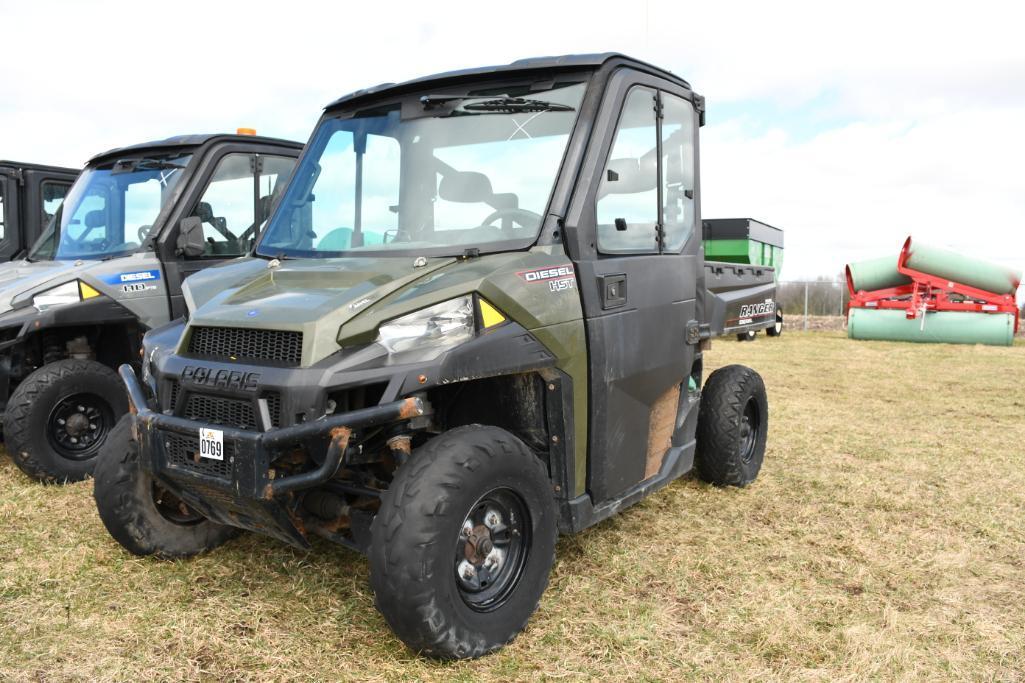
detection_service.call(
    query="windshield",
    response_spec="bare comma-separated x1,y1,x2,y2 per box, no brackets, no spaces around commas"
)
257,81,586,258
28,153,192,261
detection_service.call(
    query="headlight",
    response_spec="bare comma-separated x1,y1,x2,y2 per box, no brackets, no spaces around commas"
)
376,296,474,361
33,281,82,311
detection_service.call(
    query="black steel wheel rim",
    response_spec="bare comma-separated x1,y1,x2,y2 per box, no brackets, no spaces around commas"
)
152,483,204,526
739,398,761,463
454,487,530,612
46,393,114,461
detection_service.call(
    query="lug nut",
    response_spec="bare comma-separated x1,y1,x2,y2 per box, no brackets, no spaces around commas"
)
458,560,476,579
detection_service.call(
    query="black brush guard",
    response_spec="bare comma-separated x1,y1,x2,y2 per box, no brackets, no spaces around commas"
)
119,364,425,548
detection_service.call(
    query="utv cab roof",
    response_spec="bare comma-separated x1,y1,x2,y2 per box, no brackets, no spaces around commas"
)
325,53,691,111
0,160,78,175
88,133,304,166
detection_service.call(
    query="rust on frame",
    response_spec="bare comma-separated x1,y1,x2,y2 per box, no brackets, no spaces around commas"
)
386,434,412,456
328,425,353,452
261,483,275,500
397,397,424,420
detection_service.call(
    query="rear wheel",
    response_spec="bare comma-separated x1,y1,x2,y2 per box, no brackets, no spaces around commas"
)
369,425,557,659
93,415,239,558
695,365,768,486
4,359,125,483
766,310,784,337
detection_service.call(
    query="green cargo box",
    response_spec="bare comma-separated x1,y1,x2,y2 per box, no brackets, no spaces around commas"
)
703,218,784,281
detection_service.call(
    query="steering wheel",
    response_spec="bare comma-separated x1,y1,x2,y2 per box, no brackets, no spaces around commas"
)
478,207,542,230
137,224,153,243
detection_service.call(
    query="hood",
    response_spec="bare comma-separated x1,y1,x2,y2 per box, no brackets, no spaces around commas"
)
183,256,457,365
0,259,86,315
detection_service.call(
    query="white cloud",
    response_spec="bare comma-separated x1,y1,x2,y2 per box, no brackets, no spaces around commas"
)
1,0,1022,299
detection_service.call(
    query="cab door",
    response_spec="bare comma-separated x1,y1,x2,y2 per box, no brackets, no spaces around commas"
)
0,172,13,261
565,70,702,504
0,169,73,261
162,150,298,319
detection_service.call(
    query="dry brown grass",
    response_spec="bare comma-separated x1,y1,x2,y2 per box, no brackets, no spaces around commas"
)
2,332,1024,681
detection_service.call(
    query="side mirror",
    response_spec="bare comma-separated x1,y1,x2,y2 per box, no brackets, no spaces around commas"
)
176,216,206,257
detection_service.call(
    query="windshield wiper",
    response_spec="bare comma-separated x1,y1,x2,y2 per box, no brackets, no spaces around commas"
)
420,93,574,114
462,97,574,113
112,158,188,174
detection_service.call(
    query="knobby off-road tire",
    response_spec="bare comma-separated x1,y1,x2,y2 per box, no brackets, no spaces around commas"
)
93,415,239,558
766,310,784,337
4,359,126,483
369,425,558,660
695,364,768,487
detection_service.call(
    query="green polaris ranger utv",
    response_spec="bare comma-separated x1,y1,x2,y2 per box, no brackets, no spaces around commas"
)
0,134,300,482
93,54,777,659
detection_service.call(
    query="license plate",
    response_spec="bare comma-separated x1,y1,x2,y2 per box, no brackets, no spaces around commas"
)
198,427,224,461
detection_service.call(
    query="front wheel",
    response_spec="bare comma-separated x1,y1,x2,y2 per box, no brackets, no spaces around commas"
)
4,359,126,483
766,310,784,337
695,365,768,486
369,425,557,659
93,415,239,558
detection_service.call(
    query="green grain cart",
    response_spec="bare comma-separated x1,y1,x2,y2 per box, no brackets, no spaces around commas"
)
703,218,784,339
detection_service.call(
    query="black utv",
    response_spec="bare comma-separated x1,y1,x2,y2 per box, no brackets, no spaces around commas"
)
0,160,77,261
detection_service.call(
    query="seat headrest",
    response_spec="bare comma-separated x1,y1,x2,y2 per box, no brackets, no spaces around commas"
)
84,209,106,229
439,171,493,203
598,157,657,199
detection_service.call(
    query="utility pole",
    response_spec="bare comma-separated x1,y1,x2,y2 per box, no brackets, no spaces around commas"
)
804,282,809,331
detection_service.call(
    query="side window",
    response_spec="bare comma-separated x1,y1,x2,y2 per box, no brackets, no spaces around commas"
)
65,190,108,242
41,181,70,229
661,94,696,251
303,132,399,251
596,87,658,254
123,177,163,246
361,135,400,246
257,156,297,226
188,153,257,258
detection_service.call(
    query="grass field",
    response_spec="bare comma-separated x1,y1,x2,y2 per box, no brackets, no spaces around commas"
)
2,332,1024,681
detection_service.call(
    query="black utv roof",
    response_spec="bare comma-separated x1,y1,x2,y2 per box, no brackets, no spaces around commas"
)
88,133,303,165
325,53,691,111
0,160,78,175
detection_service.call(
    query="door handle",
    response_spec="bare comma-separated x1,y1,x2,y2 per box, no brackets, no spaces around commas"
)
598,273,627,309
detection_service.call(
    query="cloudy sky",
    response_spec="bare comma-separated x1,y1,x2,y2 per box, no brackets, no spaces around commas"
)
2,0,1022,297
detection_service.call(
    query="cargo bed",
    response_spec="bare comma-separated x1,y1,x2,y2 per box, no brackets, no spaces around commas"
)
704,260,778,337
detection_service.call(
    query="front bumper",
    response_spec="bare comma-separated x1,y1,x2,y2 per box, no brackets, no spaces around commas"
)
120,364,425,548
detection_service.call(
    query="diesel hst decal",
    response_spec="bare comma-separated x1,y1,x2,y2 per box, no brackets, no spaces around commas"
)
517,264,576,292
100,269,162,286
121,282,158,294
181,366,261,392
